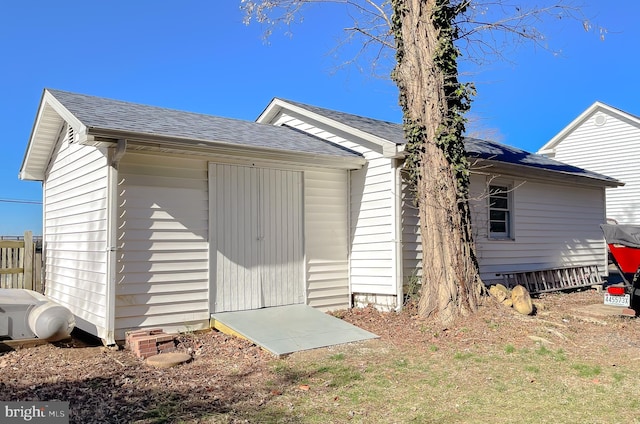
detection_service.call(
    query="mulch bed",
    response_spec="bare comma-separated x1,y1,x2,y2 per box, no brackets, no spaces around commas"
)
1,288,638,423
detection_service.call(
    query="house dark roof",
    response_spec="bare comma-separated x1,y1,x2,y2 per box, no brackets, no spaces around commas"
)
464,137,620,184
277,98,621,185
47,89,362,159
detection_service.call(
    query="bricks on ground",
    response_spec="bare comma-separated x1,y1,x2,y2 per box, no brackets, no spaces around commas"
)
125,328,178,358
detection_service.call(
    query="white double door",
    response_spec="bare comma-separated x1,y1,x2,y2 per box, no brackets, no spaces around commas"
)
210,163,304,313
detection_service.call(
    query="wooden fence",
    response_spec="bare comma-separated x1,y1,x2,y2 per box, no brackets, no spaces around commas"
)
0,231,43,293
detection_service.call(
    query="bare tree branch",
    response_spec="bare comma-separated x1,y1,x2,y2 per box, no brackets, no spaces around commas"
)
241,0,603,76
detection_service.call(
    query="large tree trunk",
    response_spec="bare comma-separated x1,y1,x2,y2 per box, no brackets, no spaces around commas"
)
392,0,483,325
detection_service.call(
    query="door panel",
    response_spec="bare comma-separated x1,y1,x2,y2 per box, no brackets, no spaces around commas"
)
259,168,304,308
210,164,303,312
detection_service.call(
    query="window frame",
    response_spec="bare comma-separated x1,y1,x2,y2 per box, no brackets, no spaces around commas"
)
487,183,514,240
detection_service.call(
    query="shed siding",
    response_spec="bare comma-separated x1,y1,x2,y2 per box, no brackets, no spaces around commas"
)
469,175,606,284
43,131,110,339
274,114,396,296
304,168,350,310
115,153,209,338
403,172,606,285
401,182,421,284
548,110,640,224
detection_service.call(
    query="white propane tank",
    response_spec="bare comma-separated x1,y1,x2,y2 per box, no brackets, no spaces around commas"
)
28,301,76,341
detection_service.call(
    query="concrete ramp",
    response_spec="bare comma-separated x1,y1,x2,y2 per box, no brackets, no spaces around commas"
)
211,304,378,356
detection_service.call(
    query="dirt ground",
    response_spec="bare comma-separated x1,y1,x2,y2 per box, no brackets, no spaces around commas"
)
1,288,639,423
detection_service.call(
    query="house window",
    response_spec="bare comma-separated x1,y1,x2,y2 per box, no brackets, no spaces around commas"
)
489,185,512,239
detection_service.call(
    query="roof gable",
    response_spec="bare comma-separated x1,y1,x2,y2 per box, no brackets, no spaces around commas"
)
258,98,406,158
538,101,640,156
19,90,85,180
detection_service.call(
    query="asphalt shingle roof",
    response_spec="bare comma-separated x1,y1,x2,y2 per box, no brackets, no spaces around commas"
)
280,99,408,145
47,89,362,159
44,90,620,184
278,98,620,185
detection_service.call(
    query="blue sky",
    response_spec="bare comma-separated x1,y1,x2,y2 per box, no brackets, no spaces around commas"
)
1,1,638,235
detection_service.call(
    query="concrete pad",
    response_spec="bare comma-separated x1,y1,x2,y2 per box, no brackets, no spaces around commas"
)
572,303,630,317
211,304,378,356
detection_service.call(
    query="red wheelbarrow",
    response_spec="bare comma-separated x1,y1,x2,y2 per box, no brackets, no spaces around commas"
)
600,224,640,316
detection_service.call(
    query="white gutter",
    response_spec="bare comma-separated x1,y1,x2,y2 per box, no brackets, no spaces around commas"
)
104,139,127,345
347,169,353,308
81,130,366,170
392,159,404,312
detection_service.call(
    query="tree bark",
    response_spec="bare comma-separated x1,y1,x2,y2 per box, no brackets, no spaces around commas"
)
392,0,483,325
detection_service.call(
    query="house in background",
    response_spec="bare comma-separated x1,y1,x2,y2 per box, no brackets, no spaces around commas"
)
19,89,620,344
538,101,639,225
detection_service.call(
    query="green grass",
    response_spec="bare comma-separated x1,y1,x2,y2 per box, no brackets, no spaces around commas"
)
453,351,474,360
571,363,602,378
229,342,640,424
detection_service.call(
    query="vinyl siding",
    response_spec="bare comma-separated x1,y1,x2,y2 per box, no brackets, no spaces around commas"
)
43,129,110,340
469,174,607,284
304,168,350,310
549,110,640,224
401,182,421,283
274,114,396,296
403,172,606,285
115,153,209,338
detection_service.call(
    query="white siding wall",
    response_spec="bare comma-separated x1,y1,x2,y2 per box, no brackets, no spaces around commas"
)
469,174,607,284
274,114,397,297
401,182,421,284
349,160,395,294
549,110,640,224
304,168,350,310
402,171,607,285
43,130,110,340
115,153,209,339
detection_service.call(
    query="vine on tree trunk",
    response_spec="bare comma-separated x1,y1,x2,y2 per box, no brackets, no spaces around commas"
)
394,0,475,200
391,0,483,323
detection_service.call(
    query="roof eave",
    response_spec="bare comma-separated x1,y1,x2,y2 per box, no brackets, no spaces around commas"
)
85,128,366,170
473,158,623,188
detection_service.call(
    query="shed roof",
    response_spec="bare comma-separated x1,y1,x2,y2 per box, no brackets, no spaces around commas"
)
266,98,621,187
48,89,362,158
20,90,364,180
20,90,621,187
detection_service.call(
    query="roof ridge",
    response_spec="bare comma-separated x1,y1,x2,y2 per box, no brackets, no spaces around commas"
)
275,97,402,126
45,88,259,124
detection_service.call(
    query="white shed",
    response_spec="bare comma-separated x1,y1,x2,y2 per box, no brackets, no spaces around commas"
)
259,99,621,307
20,89,620,344
538,101,640,224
